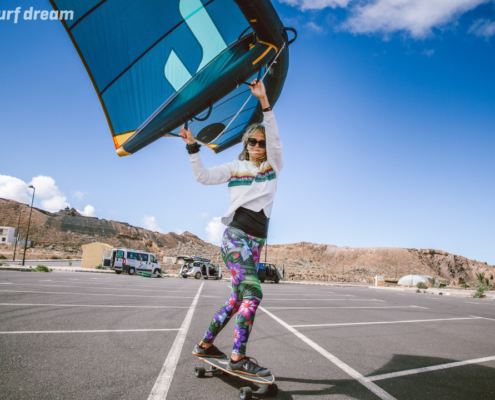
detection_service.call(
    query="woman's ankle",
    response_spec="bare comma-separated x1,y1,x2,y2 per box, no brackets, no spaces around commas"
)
199,341,212,349
231,354,245,362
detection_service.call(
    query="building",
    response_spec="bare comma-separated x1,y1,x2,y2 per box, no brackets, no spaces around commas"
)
0,227,15,245
163,256,177,264
81,242,113,269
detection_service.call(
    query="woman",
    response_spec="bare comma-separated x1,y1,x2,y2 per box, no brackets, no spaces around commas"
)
179,79,282,377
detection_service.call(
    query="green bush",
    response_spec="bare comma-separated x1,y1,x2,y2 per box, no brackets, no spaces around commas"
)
95,264,105,269
472,285,489,299
0,261,8,266
50,256,60,260
0,254,7,259
30,264,52,273
416,282,428,289
66,256,71,259
461,283,470,289
428,278,439,288
416,289,421,293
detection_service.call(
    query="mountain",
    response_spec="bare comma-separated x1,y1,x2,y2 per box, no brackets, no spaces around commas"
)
0,197,219,261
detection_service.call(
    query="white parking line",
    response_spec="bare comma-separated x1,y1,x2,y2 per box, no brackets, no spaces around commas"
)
264,298,384,302
465,302,495,306
470,315,495,322
0,282,196,293
0,303,189,309
148,283,204,400
264,294,355,297
260,306,397,400
263,306,423,310
367,355,495,382
0,289,194,299
0,328,180,334
291,316,482,328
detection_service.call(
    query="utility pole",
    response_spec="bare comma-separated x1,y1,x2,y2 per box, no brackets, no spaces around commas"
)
264,239,267,262
22,186,35,267
13,209,25,261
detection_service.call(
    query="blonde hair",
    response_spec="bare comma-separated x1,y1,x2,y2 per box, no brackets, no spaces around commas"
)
238,123,267,167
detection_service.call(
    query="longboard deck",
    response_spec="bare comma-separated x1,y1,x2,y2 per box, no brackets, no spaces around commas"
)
199,357,275,385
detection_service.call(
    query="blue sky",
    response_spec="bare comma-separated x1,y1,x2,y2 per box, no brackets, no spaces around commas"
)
1,0,494,264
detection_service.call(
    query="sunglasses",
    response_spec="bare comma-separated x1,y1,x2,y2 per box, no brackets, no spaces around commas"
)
247,138,266,148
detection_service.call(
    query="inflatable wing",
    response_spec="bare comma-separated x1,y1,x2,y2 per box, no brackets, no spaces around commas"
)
50,0,294,156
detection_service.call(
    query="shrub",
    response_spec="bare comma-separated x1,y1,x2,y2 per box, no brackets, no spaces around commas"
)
0,261,8,266
461,283,470,289
472,285,489,299
416,289,421,293
0,255,7,259
30,264,52,273
416,282,427,289
66,256,71,259
95,264,105,269
428,278,439,288
51,256,60,260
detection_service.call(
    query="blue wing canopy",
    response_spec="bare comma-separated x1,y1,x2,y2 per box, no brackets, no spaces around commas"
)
50,0,291,155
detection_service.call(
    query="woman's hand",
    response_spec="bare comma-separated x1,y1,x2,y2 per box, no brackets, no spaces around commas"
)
249,79,270,109
179,125,196,145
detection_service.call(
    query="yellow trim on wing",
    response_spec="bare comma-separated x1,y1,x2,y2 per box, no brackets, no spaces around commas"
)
116,147,131,157
252,41,278,65
113,131,136,148
206,143,219,149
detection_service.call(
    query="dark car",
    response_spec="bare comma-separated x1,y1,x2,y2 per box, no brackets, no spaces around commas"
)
258,262,281,283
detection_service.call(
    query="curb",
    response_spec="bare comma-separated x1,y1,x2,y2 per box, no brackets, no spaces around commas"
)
368,285,495,300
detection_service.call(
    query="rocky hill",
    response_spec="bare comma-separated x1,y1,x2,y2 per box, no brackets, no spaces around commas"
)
0,197,219,261
263,243,494,285
1,197,493,284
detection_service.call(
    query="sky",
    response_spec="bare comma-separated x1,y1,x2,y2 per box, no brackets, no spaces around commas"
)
1,0,494,264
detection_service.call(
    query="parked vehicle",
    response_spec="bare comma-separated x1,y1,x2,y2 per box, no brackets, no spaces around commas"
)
258,262,282,283
179,255,223,280
102,248,161,276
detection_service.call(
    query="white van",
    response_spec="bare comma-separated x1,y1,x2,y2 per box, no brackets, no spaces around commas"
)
102,248,162,276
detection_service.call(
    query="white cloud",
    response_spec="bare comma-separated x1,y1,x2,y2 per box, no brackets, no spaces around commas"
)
205,217,225,244
198,212,209,219
469,18,495,38
77,205,96,217
422,49,435,57
29,176,70,212
343,0,489,38
41,196,70,212
305,21,325,33
141,215,165,233
0,175,30,204
280,0,490,39
73,190,85,201
278,0,351,11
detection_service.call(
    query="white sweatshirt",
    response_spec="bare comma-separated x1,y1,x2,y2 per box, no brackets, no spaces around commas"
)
189,111,283,227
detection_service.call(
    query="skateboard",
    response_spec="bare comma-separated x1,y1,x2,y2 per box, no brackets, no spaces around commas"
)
194,356,278,400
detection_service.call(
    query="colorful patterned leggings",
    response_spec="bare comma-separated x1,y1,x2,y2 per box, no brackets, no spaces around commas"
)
201,227,265,355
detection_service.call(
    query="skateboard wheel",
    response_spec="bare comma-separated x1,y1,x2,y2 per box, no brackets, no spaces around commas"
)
268,383,278,396
239,387,252,400
194,366,206,378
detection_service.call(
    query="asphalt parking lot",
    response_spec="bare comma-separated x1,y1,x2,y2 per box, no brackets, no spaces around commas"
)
0,270,494,399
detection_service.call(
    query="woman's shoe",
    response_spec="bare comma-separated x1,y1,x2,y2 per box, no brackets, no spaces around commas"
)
192,343,227,358
227,357,270,376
